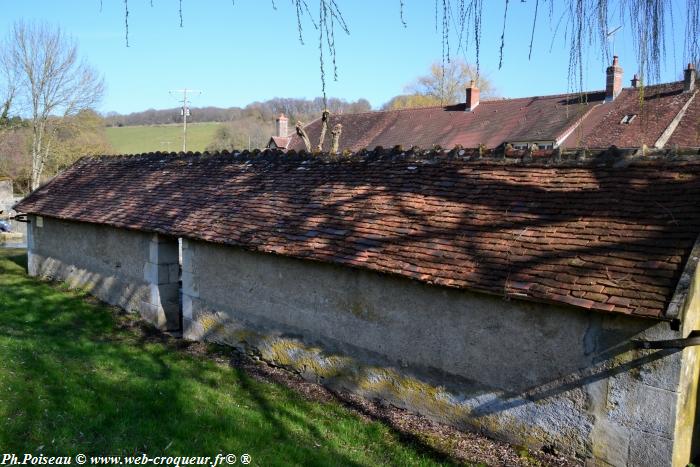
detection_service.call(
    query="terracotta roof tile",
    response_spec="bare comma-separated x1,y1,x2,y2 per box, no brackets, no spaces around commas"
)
667,86,700,146
555,82,697,148
285,82,699,152
288,92,606,152
268,136,291,149
15,150,700,320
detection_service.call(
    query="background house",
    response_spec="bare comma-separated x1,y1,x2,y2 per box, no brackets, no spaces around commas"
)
14,147,700,466
274,60,699,153
266,114,291,150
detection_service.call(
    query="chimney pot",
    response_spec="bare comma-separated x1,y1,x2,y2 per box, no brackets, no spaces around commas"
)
605,55,624,102
275,113,288,137
631,74,641,88
466,80,480,112
684,63,697,93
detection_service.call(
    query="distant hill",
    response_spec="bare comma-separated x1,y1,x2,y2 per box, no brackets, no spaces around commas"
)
104,97,373,154
104,97,372,127
105,123,221,154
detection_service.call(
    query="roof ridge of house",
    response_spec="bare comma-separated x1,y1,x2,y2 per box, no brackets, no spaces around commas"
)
89,145,700,169
327,90,609,118
302,81,683,122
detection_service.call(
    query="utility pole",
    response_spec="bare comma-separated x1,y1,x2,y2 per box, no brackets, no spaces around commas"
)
169,88,202,152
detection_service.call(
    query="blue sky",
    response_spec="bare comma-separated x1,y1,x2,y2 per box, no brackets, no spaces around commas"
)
0,0,691,114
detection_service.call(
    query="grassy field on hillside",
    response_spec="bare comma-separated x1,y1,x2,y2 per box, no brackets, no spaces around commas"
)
105,123,221,154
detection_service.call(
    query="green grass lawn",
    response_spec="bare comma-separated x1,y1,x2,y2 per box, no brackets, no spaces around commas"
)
0,249,455,466
105,123,221,154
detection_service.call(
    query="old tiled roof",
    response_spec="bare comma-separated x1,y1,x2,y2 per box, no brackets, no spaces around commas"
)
15,150,700,319
561,82,699,148
286,83,699,152
287,92,607,152
666,89,699,147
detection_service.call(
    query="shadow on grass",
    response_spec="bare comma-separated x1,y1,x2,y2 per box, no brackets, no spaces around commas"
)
0,251,455,466
0,247,27,270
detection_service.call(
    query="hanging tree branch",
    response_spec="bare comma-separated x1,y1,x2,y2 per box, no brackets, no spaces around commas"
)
115,0,699,96
124,0,129,47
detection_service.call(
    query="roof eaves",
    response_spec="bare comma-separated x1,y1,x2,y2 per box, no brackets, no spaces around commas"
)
665,233,700,322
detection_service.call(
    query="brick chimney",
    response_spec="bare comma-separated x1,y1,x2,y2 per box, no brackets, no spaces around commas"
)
684,63,697,93
466,80,479,111
275,113,288,137
631,74,641,88
605,56,623,102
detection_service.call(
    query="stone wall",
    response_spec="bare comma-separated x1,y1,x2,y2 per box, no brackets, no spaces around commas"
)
24,217,700,466
182,238,700,467
27,216,180,330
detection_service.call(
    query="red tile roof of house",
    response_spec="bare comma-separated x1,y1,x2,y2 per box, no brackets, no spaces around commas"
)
287,92,607,152
666,91,700,147
561,82,697,148
284,82,699,152
268,136,291,150
15,149,700,320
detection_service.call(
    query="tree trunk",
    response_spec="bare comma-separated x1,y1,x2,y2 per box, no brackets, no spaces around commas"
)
30,121,44,191
331,123,342,154
295,121,312,152
316,110,330,152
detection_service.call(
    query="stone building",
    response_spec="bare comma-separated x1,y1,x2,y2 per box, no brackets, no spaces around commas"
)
14,147,700,466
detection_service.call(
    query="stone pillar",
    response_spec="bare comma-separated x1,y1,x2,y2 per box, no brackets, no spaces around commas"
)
181,238,206,341
26,215,37,277
141,234,180,331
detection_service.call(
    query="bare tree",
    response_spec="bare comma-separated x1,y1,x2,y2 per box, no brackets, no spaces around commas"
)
0,54,18,127
1,21,104,190
406,60,496,105
382,59,496,110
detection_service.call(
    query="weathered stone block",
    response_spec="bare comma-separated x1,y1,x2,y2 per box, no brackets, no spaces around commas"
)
181,247,195,273
167,263,180,284
628,431,673,467
181,270,198,297
183,317,205,341
589,418,631,466
139,301,163,328
143,262,156,283
607,378,677,438
182,294,193,320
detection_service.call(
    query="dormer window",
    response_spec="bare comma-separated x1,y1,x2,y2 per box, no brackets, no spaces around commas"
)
620,114,637,124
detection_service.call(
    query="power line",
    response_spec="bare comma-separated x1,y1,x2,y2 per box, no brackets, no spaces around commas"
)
169,88,202,152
